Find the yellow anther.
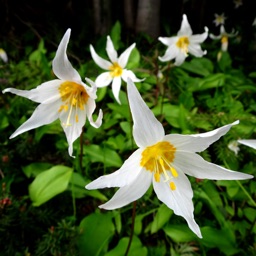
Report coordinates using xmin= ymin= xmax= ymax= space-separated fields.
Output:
xmin=109 ymin=62 xmax=123 ymax=77
xmin=176 ymin=36 xmax=189 ymax=55
xmin=170 ymin=167 xmax=178 ymax=177
xmin=75 ymin=114 xmax=79 ymax=123
xmin=170 ymin=181 xmax=176 ymax=191
xmin=154 ymin=172 xmax=160 ymax=182
xmin=221 ymin=36 xmax=228 ymax=44
xmin=72 ymin=98 xmax=77 ymax=105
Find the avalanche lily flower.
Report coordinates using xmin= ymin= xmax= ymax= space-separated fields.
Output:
xmin=158 ymin=14 xmax=208 ymax=66
xmin=90 ymin=36 xmax=143 ymax=104
xmin=238 ymin=140 xmax=256 ymax=150
xmin=253 ymin=17 xmax=256 ymax=27
xmin=2 ymin=29 xmax=103 ymax=157
xmin=213 ymin=13 xmax=227 ymax=27
xmin=233 ymin=0 xmax=243 ymax=9
xmin=0 ymin=48 xmax=8 ymax=63
xmin=228 ymin=140 xmax=240 ymax=155
xmin=210 ymin=25 xmax=238 ymax=52
xmin=86 ymin=78 xmax=253 ymax=238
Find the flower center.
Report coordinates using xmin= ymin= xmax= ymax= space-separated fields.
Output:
xmin=176 ymin=36 xmax=190 ymax=55
xmin=140 ymin=141 xmax=178 ymax=190
xmin=58 ymin=81 xmax=89 ymax=126
xmin=109 ymin=62 xmax=123 ymax=77
xmin=221 ymin=36 xmax=228 ymax=44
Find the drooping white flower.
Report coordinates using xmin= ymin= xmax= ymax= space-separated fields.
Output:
xmin=86 ymin=78 xmax=253 ymax=238
xmin=238 ymin=140 xmax=256 ymax=150
xmin=2 ymin=29 xmax=103 ymax=157
xmin=213 ymin=13 xmax=227 ymax=27
xmin=158 ymin=14 xmax=208 ymax=66
xmin=90 ymin=36 xmax=143 ymax=104
xmin=210 ymin=25 xmax=238 ymax=52
xmin=228 ymin=140 xmax=240 ymax=155
xmin=233 ymin=0 xmax=243 ymax=9
xmin=0 ymin=48 xmax=8 ymax=63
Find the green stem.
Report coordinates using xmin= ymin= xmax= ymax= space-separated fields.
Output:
xmin=235 ymin=180 xmax=256 ymax=207
xmin=71 ymin=173 xmax=77 ymax=218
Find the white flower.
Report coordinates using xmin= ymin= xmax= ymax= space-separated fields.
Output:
xmin=228 ymin=140 xmax=240 ymax=155
xmin=233 ymin=0 xmax=243 ymax=9
xmin=158 ymin=14 xmax=208 ymax=66
xmin=210 ymin=25 xmax=238 ymax=51
xmin=238 ymin=140 xmax=256 ymax=150
xmin=253 ymin=17 xmax=256 ymax=27
xmin=0 ymin=48 xmax=8 ymax=63
xmin=213 ymin=13 xmax=227 ymax=27
xmin=90 ymin=36 xmax=143 ymax=104
xmin=86 ymin=78 xmax=253 ymax=238
xmin=2 ymin=29 xmax=103 ymax=157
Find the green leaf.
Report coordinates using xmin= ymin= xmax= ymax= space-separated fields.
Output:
xmin=29 ymin=165 xmax=73 ymax=206
xmin=151 ymin=204 xmax=173 ymax=234
xmin=22 ymin=162 xmax=53 ymax=178
xmin=105 ymin=236 xmax=147 ymax=256
xmin=110 ymin=20 xmax=121 ymax=50
xmin=244 ymin=207 xmax=256 ymax=223
xmin=83 ymin=144 xmax=123 ymax=167
xmin=126 ymin=47 xmax=141 ymax=69
xmin=77 ymin=212 xmax=115 ymax=256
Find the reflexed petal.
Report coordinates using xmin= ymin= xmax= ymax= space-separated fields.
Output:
xmin=178 ymin=14 xmax=193 ymax=36
xmin=106 ymin=36 xmax=118 ymax=63
xmin=60 ymin=107 xmax=86 ymax=157
xmin=9 ymin=101 xmax=61 ymax=139
xmin=86 ymin=97 xmax=103 ymax=128
xmin=99 ymin=170 xmax=152 ymax=210
xmin=174 ymin=152 xmax=253 ymax=180
xmin=188 ymin=44 xmax=207 ymax=57
xmin=90 ymin=45 xmax=112 ymax=70
xmin=84 ymin=78 xmax=97 ymax=99
xmin=127 ymin=79 xmax=165 ymax=147
xmin=95 ymin=72 xmax=113 ymax=87
xmin=112 ymin=77 xmax=122 ymax=104
xmin=118 ymin=43 xmax=136 ymax=68
xmin=158 ymin=36 xmax=177 ymax=46
xmin=238 ymin=139 xmax=256 ymax=150
xmin=189 ymin=27 xmax=209 ymax=43
xmin=159 ymin=45 xmax=179 ymax=62
xmin=166 ymin=120 xmax=238 ymax=153
xmin=52 ymin=29 xmax=81 ymax=83
xmin=122 ymin=70 xmax=144 ymax=83
xmin=153 ymin=171 xmax=202 ymax=238
xmin=174 ymin=51 xmax=187 ymax=66
xmin=209 ymin=34 xmax=222 ymax=40
xmin=86 ymin=148 xmax=143 ymax=189
xmin=3 ymin=80 xmax=62 ymax=103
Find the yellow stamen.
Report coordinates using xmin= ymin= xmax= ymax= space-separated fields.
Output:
xmin=170 ymin=167 xmax=178 ymax=177
xmin=221 ymin=36 xmax=228 ymax=44
xmin=170 ymin=181 xmax=176 ymax=191
xmin=154 ymin=172 xmax=160 ymax=182
xmin=176 ymin=36 xmax=190 ymax=55
xmin=58 ymin=81 xmax=89 ymax=127
xmin=109 ymin=62 xmax=123 ymax=77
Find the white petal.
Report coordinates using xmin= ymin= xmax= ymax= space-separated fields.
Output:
xmin=112 ymin=77 xmax=122 ymax=104
xmin=86 ymin=148 xmax=143 ymax=189
xmin=174 ymin=152 xmax=253 ymax=180
xmin=0 ymin=48 xmax=8 ymax=63
xmin=60 ymin=107 xmax=86 ymax=157
xmin=95 ymin=72 xmax=113 ymax=87
xmin=118 ymin=43 xmax=136 ymax=68
xmin=209 ymin=34 xmax=222 ymax=40
xmin=3 ymin=80 xmax=62 ymax=103
xmin=189 ymin=27 xmax=209 ymax=43
xmin=165 ymin=120 xmax=239 ymax=153
xmin=99 ymin=170 xmax=152 ymax=210
xmin=158 ymin=45 xmax=179 ymax=62
xmin=52 ymin=29 xmax=81 ymax=83
xmin=178 ymin=14 xmax=193 ymax=36
xmin=9 ymin=101 xmax=60 ymax=139
xmin=127 ymin=78 xmax=165 ymax=147
xmin=158 ymin=36 xmax=177 ymax=46
xmin=106 ymin=36 xmax=118 ymax=63
xmin=86 ymin=97 xmax=103 ymax=128
xmin=188 ymin=44 xmax=207 ymax=57
xmin=90 ymin=45 xmax=112 ymax=70
xmin=84 ymin=78 xmax=97 ymax=99
xmin=122 ymin=70 xmax=144 ymax=83
xmin=238 ymin=139 xmax=256 ymax=150
xmin=153 ymin=171 xmax=202 ymax=238
xmin=174 ymin=52 xmax=187 ymax=66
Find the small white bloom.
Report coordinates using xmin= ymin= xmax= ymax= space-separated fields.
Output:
xmin=158 ymin=14 xmax=208 ymax=66
xmin=213 ymin=13 xmax=227 ymax=27
xmin=253 ymin=17 xmax=256 ymax=27
xmin=86 ymin=78 xmax=253 ymax=238
xmin=228 ymin=140 xmax=240 ymax=155
xmin=0 ymin=48 xmax=8 ymax=63
xmin=2 ymin=29 xmax=103 ymax=157
xmin=238 ymin=139 xmax=256 ymax=150
xmin=90 ymin=36 xmax=143 ymax=104
xmin=233 ymin=0 xmax=243 ymax=9
xmin=210 ymin=25 xmax=238 ymax=52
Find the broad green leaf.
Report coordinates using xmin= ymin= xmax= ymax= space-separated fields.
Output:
xmin=110 ymin=20 xmax=121 ymax=50
xmin=29 ymin=165 xmax=73 ymax=206
xmin=22 ymin=162 xmax=53 ymax=178
xmin=244 ymin=207 xmax=256 ymax=223
xmin=77 ymin=212 xmax=115 ymax=256
xmin=151 ymin=204 xmax=173 ymax=234
xmin=105 ymin=236 xmax=147 ymax=256
xmin=126 ymin=47 xmax=141 ymax=69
